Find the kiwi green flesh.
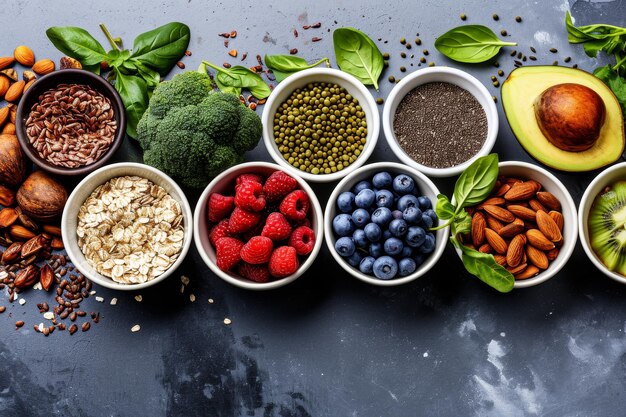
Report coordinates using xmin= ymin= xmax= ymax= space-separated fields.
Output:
xmin=589 ymin=181 xmax=626 ymax=275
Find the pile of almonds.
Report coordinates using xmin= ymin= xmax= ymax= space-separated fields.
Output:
xmin=464 ymin=176 xmax=564 ymax=280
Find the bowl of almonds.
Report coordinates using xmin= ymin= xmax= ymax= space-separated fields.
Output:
xmin=15 ymin=69 xmax=126 ymax=176
xmin=455 ymin=161 xmax=577 ymax=288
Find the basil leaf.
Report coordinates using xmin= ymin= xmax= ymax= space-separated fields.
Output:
xmin=132 ymin=60 xmax=160 ymax=91
xmin=106 ymin=49 xmax=131 ymax=68
xmin=204 ymin=62 xmax=270 ymax=99
xmin=131 ymin=22 xmax=190 ymax=76
xmin=114 ymin=69 xmax=149 ymax=139
xmin=594 ymin=65 xmax=626 ymax=115
xmin=453 ymin=154 xmax=499 ymax=210
xmin=333 ymin=27 xmax=383 ymax=90
xmin=451 ymin=210 xmax=471 ymax=236
xmin=265 ymin=55 xmax=330 ymax=82
xmin=435 ymin=194 xmax=456 ymax=220
xmin=46 ymin=26 xmax=108 ymax=66
xmin=452 ymin=238 xmax=514 ymax=293
xmin=434 ymin=25 xmax=517 ymax=63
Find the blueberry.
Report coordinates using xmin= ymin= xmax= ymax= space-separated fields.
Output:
xmin=403 ymin=206 xmax=423 ymax=224
xmin=413 ymin=253 xmax=425 ymax=267
xmin=398 ymin=258 xmax=417 ymax=276
xmin=391 ymin=210 xmax=404 ymax=220
xmin=359 ymin=256 xmax=376 ymax=274
xmin=401 ymin=246 xmax=413 ymax=258
xmin=375 ymin=189 xmax=394 ymax=208
xmin=369 ymin=242 xmax=383 ymax=258
xmin=346 ymin=251 xmax=363 ymax=267
xmin=389 ymin=218 xmax=408 ymax=237
xmin=371 ymin=207 xmax=393 ymax=226
xmin=355 ymin=189 xmax=376 ymax=208
xmin=353 ymin=180 xmax=373 ymax=194
xmin=353 ymin=229 xmax=368 ymax=247
xmin=335 ymin=236 xmax=356 ymax=257
xmin=373 ymin=256 xmax=398 ymax=280
xmin=397 ymin=194 xmax=420 ymax=212
xmin=364 ymin=223 xmax=382 ymax=242
xmin=420 ymin=213 xmax=434 ymax=229
xmin=337 ymin=192 xmax=355 ymax=213
xmin=383 ymin=237 xmax=404 ymax=256
xmin=418 ymin=196 xmax=432 ymax=210
xmin=333 ymin=214 xmax=355 ymax=237
xmin=351 ymin=208 xmax=370 ymax=228
xmin=406 ymin=226 xmax=426 ymax=247
xmin=393 ymin=174 xmax=415 ymax=195
xmin=424 ymin=208 xmax=438 ymax=224
xmin=382 ymin=230 xmax=392 ymax=240
xmin=417 ymin=233 xmax=436 ymax=254
xmin=372 ymin=171 xmax=393 ymax=189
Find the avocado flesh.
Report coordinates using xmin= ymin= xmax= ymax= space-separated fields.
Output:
xmin=589 ymin=181 xmax=626 ymax=274
xmin=501 ymin=66 xmax=625 ymax=172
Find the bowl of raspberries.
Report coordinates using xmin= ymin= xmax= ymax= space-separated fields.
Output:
xmin=324 ymin=162 xmax=448 ymax=286
xmin=194 ymin=162 xmax=323 ymax=290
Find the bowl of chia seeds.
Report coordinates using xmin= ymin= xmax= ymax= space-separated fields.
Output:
xmin=382 ymin=67 xmax=498 ymax=177
xmin=262 ymin=68 xmax=379 ymax=183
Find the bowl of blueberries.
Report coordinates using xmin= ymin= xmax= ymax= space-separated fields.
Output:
xmin=324 ymin=162 xmax=449 ymax=286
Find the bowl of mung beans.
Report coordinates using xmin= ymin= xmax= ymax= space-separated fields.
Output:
xmin=262 ymin=68 xmax=379 ymax=183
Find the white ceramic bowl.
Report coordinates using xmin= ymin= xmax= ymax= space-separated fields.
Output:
xmin=194 ymin=162 xmax=324 ymax=290
xmin=579 ymin=162 xmax=626 ymax=285
xmin=454 ymin=161 xmax=577 ymax=288
xmin=382 ymin=67 xmax=498 ymax=177
xmin=324 ymin=162 xmax=448 ymax=286
xmin=61 ymin=163 xmax=193 ymax=291
xmin=261 ymin=68 xmax=379 ymax=183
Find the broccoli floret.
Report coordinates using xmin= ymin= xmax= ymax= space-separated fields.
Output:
xmin=136 ymin=71 xmax=262 ymax=188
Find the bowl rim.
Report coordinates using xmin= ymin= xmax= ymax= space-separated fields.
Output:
xmin=193 ymin=161 xmax=324 ymax=290
xmin=381 ymin=66 xmax=498 ymax=178
xmin=323 ymin=161 xmax=449 ymax=286
xmin=261 ymin=67 xmax=379 ymax=183
xmin=15 ymin=69 xmax=127 ymax=176
xmin=578 ymin=161 xmax=626 ymax=285
xmin=61 ymin=162 xmax=193 ymax=291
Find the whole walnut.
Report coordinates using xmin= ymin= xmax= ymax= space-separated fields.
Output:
xmin=0 ymin=134 xmax=27 ymax=187
xmin=17 ymin=171 xmax=67 ymax=221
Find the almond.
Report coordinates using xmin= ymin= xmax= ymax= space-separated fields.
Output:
xmin=14 ymin=264 xmax=39 ymax=289
xmin=504 ymin=182 xmax=537 ymax=201
xmin=24 ymin=79 xmax=35 ymax=93
xmin=42 ymin=224 xmax=62 ymax=237
xmin=9 ymin=224 xmax=36 ymax=241
xmin=39 ymin=264 xmax=54 ymax=291
xmin=536 ymin=191 xmax=561 ymax=211
xmin=526 ymin=229 xmax=555 ymax=251
xmin=50 ymin=237 xmax=64 ymax=249
xmin=0 ymin=76 xmax=9 ymax=97
xmin=0 ymin=185 xmax=15 ymax=206
xmin=0 ymin=207 xmax=18 ymax=228
xmin=494 ymin=254 xmax=507 ymax=266
xmin=527 ymin=180 xmax=542 ymax=192
xmin=526 ymin=245 xmax=549 ymax=269
xmin=549 ymin=211 xmax=564 ymax=232
xmin=546 ymin=248 xmax=559 ymax=261
xmin=514 ymin=265 xmax=540 ymax=280
xmin=506 ymin=234 xmax=526 ymax=267
xmin=507 ymin=205 xmax=537 ymax=221
xmin=1 ymin=123 xmax=15 ymax=135
xmin=471 ymin=212 xmax=486 ymax=247
xmin=478 ymin=243 xmax=493 ymax=254
xmin=498 ymin=222 xmax=524 ymax=238
xmin=1 ymin=242 xmax=22 ymax=263
xmin=32 ymin=59 xmax=55 ymax=75
xmin=494 ymin=183 xmax=511 ymax=197
xmin=505 ymin=177 xmax=523 ymax=185
xmin=0 ymin=57 xmax=14 ymax=70
xmin=483 ymin=205 xmax=515 ymax=223
xmin=477 ymin=197 xmax=506 ymax=208
xmin=536 ymin=210 xmax=563 ymax=242
xmin=0 ymin=107 xmax=8 ymax=126
xmin=486 ymin=215 xmax=504 ymax=233
xmin=528 ymin=199 xmax=548 ymax=213
xmin=14 ymin=45 xmax=35 ymax=66
xmin=9 ymin=106 xmax=16 ymax=123
xmin=5 ymin=80 xmax=24 ymax=102
xmin=507 ymin=262 xmax=528 ymax=275
xmin=485 ymin=228 xmax=508 ymax=254
xmin=513 ymin=217 xmax=525 ymax=226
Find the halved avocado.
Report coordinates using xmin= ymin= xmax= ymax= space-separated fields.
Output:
xmin=501 ymin=66 xmax=625 ymax=172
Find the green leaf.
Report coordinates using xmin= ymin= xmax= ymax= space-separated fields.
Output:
xmin=114 ymin=69 xmax=149 ymax=139
xmin=451 ymin=210 xmax=471 ymax=236
xmin=453 ymin=154 xmax=499 ymax=210
xmin=46 ymin=26 xmax=108 ymax=66
xmin=452 ymin=237 xmax=514 ymax=293
xmin=133 ymin=60 xmax=160 ymax=91
xmin=264 ymin=55 xmax=330 ymax=82
xmin=435 ymin=194 xmax=456 ymax=220
xmin=203 ymin=62 xmax=270 ymax=99
xmin=106 ymin=49 xmax=131 ymax=68
xmin=594 ymin=64 xmax=626 ymax=115
xmin=434 ymin=25 xmax=517 ymax=63
xmin=333 ymin=27 xmax=383 ymax=90
xmin=131 ymin=22 xmax=190 ymax=76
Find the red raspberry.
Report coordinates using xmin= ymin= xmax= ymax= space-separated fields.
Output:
xmin=215 ymin=237 xmax=244 ymax=271
xmin=235 ymin=181 xmax=266 ymax=212
xmin=279 ymin=190 xmax=310 ymax=221
xmin=228 ymin=207 xmax=261 ymax=234
xmin=240 ymin=236 xmax=274 ymax=264
xmin=261 ymin=212 xmax=292 ymax=241
xmin=288 ymin=226 xmax=316 ymax=256
xmin=241 ymin=215 xmax=266 ymax=241
xmin=263 ymin=171 xmax=297 ymax=201
xmin=207 ymin=193 xmax=234 ymax=222
xmin=237 ymin=263 xmax=270 ymax=283
xmin=236 ymin=173 xmax=263 ymax=186
xmin=268 ymin=246 xmax=299 ymax=278
xmin=209 ymin=219 xmax=232 ymax=246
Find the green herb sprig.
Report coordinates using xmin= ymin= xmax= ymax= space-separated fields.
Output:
xmin=199 ymin=61 xmax=270 ymax=99
xmin=434 ymin=154 xmax=515 ymax=292
xmin=264 ymin=55 xmax=330 ymax=82
xmin=46 ymin=22 xmax=190 ymax=138
xmin=333 ymin=28 xmax=384 ymax=90
xmin=434 ymin=25 xmax=517 ymax=63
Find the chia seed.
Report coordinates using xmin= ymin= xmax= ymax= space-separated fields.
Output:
xmin=393 ymin=82 xmax=487 ymax=169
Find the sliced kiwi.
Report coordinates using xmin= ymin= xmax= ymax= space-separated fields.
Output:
xmin=589 ymin=181 xmax=626 ymax=275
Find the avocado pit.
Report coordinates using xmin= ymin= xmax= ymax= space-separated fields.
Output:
xmin=534 ymin=83 xmax=606 ymax=152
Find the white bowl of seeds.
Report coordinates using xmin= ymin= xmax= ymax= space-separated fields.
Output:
xmin=62 ymin=162 xmax=193 ymax=291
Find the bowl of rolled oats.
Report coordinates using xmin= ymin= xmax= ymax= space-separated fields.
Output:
xmin=61 ymin=162 xmax=193 ymax=290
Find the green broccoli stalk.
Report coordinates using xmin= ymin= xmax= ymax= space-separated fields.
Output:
xmin=136 ymin=71 xmax=262 ymax=188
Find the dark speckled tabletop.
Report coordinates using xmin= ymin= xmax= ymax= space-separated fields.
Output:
xmin=2 ymin=1 xmax=626 ymax=416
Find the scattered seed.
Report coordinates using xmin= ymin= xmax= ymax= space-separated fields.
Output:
xmin=81 ymin=322 xmax=90 ymax=332
xmin=176 ymin=61 xmax=185 ymax=69
xmin=492 ymin=95 xmax=498 ymax=103
xmin=493 ymin=80 xmax=500 ymax=87
xmin=383 ymin=52 xmax=390 ymax=60
xmin=249 ymin=102 xmax=257 ymax=111
xmin=18 ymin=298 xmax=25 ymax=305
xmin=515 ymin=16 xmax=522 ymax=22
xmin=530 ymin=46 xmax=537 ymax=53
xmin=549 ymin=48 xmax=558 ymax=53
xmin=0 ymin=306 xmax=5 ymax=313
xmin=388 ymin=75 xmax=396 ymax=83
xmin=428 ymin=62 xmax=435 ymax=67
xmin=517 ymin=52 xmax=522 ymax=59
xmin=15 ymin=320 xmax=24 ymax=328
xmin=400 ymin=37 xmax=406 ymax=44
xmin=400 ymin=66 xmax=406 ymax=72
xmin=376 ymin=98 xmax=384 ymax=105
xmin=529 ymin=56 xmax=537 ymax=61
xmin=228 ymin=49 xmax=238 ymax=58
xmin=223 ymin=41 xmax=229 ymax=48
xmin=289 ymin=48 xmax=298 ymax=55
xmin=293 ymin=29 xmax=298 ymax=38
xmin=69 ymin=324 xmax=77 ymax=335
xmin=553 ymin=60 xmax=558 ymax=65
xmin=311 ymin=22 xmax=321 ymax=28
xmin=218 ymin=33 xmax=230 ymax=38
xmin=400 ymin=52 xmax=406 ymax=58
xmin=302 ymin=24 xmax=311 ymax=30
xmin=498 ymin=70 xmax=504 ymax=76
xmin=134 ymin=295 xmax=142 ymax=302
xmin=223 ymin=62 xmax=231 ymax=68
xmin=43 ymin=312 xmax=54 ymax=320
xmin=241 ymin=52 xmax=247 ymax=61
xmin=405 ymin=43 xmax=412 ymax=50
xmin=110 ymin=298 xmax=117 ymax=305
xmin=493 ymin=14 xmax=499 ymax=21
xmin=501 ymin=30 xmax=508 ymax=36
xmin=230 ymin=31 xmax=237 ymax=38
xmin=564 ymin=56 xmax=571 ymax=63
xmin=95 ymin=296 xmax=104 ymax=302
xmin=423 ymin=49 xmax=429 ymax=55
xmin=510 ymin=50 xmax=517 ymax=56
xmin=208 ymin=298 xmax=214 ymax=304
xmin=491 ymin=75 xmax=497 ymax=81
xmin=522 ymin=56 xmax=527 ymax=62
xmin=131 ymin=324 xmax=141 ymax=332
xmin=189 ymin=294 xmax=196 ymax=302
xmin=460 ymin=13 xmax=467 ymax=20
xmin=572 ymin=64 xmax=578 ymax=68
xmin=224 ymin=318 xmax=232 ymax=325
xmin=185 ymin=50 xmax=192 ymax=56
xmin=312 ymin=37 xmax=322 ymax=42
xmin=415 ymin=38 xmax=422 ymax=45
xmin=420 ymin=57 xmax=426 ymax=63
